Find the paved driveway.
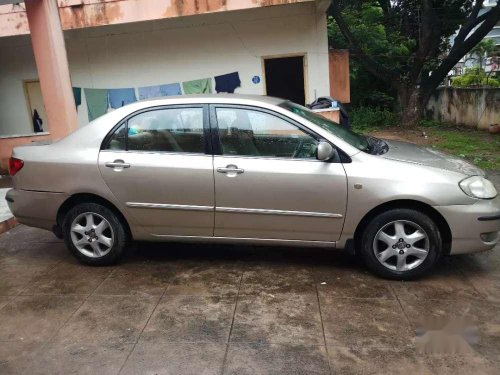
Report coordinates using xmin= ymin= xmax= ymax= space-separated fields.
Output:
xmin=0 ymin=172 xmax=499 ymax=374
xmin=0 ymin=227 xmax=499 ymax=374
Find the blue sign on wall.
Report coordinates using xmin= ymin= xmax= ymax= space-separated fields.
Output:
xmin=252 ymin=76 xmax=261 ymax=84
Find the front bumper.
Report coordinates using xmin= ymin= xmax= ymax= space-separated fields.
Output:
xmin=6 ymin=189 xmax=68 ymax=231
xmin=434 ymin=195 xmax=500 ymax=255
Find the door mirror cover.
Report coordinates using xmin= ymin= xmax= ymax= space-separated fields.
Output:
xmin=317 ymin=141 xmax=336 ymax=161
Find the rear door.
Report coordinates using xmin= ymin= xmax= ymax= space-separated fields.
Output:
xmin=98 ymin=105 xmax=215 ymax=237
xmin=211 ymin=105 xmax=347 ymax=242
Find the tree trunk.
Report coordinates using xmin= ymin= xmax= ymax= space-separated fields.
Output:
xmin=397 ymin=85 xmax=424 ymax=128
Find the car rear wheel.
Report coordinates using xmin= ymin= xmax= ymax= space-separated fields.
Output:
xmin=63 ymin=202 xmax=128 ymax=266
xmin=360 ymin=208 xmax=442 ymax=280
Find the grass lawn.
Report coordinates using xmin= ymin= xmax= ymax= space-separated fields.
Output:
xmin=364 ymin=125 xmax=499 ymax=171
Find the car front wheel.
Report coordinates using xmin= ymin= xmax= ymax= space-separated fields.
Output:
xmin=360 ymin=208 xmax=442 ymax=280
xmin=63 ymin=202 xmax=128 ymax=266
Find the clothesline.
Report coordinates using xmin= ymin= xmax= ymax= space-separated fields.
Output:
xmin=73 ymin=72 xmax=242 ymax=121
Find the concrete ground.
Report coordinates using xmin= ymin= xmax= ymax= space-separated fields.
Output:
xmin=0 ymin=176 xmax=12 ymax=222
xmin=0 ymin=189 xmax=11 ymax=223
xmin=0 ymin=173 xmax=498 ymax=374
xmin=0 ymin=175 xmax=12 ymax=189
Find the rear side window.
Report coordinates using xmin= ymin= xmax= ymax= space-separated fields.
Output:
xmin=104 ymin=107 xmax=205 ymax=153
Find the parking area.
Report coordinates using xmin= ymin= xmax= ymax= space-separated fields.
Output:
xmin=0 ymin=173 xmax=499 ymax=375
xmin=0 ymin=226 xmax=499 ymax=374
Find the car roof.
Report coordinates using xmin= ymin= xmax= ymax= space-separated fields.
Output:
xmin=136 ymin=94 xmax=286 ymax=106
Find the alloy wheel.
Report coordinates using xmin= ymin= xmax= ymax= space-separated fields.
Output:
xmin=373 ymin=220 xmax=430 ymax=272
xmin=70 ymin=212 xmax=114 ymax=258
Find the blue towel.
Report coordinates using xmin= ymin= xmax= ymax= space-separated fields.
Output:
xmin=160 ymin=83 xmax=182 ymax=96
xmin=215 ymin=72 xmax=241 ymax=93
xmin=138 ymin=83 xmax=182 ymax=99
xmin=108 ymin=88 xmax=137 ymax=108
xmin=138 ymin=85 xmax=162 ymax=100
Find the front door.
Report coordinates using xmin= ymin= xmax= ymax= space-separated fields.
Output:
xmin=264 ymin=56 xmax=306 ymax=105
xmin=98 ymin=105 xmax=214 ymax=237
xmin=211 ymin=105 xmax=347 ymax=242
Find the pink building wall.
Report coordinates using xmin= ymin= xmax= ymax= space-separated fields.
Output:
xmin=0 ymin=0 xmax=312 ymax=37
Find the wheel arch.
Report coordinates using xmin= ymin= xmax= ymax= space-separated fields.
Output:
xmin=56 ymin=193 xmax=132 ymax=239
xmin=353 ymin=199 xmax=452 ymax=255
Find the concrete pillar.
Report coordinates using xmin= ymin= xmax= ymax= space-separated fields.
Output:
xmin=25 ymin=0 xmax=78 ymax=140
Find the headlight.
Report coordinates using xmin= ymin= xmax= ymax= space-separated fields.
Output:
xmin=459 ymin=176 xmax=497 ymax=199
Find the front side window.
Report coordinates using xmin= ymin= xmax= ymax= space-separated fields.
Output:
xmin=216 ymin=107 xmax=318 ymax=159
xmin=280 ymin=101 xmax=371 ymax=153
xmin=105 ymin=107 xmax=205 ymax=153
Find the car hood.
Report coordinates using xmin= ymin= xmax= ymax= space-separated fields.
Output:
xmin=381 ymin=140 xmax=484 ymax=177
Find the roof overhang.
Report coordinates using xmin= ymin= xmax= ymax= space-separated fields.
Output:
xmin=0 ymin=0 xmax=321 ymax=38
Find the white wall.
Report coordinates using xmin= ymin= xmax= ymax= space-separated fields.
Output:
xmin=0 ymin=34 xmax=38 ymax=136
xmin=0 ymin=2 xmax=330 ymax=136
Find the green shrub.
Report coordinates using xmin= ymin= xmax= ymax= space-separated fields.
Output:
xmin=451 ymin=67 xmax=500 ymax=88
xmin=419 ymin=119 xmax=443 ymax=128
xmin=350 ymin=107 xmax=400 ymax=131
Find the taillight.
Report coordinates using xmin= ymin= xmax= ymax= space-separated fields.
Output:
xmin=8 ymin=157 xmax=24 ymax=176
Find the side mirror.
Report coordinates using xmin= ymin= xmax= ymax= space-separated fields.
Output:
xmin=316 ymin=141 xmax=336 ymax=161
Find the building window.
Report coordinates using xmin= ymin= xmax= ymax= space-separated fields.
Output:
xmin=24 ymin=80 xmax=48 ymax=133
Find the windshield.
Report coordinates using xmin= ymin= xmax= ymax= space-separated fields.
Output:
xmin=280 ymin=101 xmax=370 ymax=152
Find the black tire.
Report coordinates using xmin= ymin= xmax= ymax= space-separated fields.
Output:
xmin=62 ymin=202 xmax=128 ymax=266
xmin=360 ymin=208 xmax=442 ymax=280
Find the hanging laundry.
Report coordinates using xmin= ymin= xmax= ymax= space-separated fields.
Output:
xmin=182 ymin=78 xmax=212 ymax=94
xmin=215 ymin=72 xmax=241 ymax=94
xmin=160 ymin=83 xmax=182 ymax=96
xmin=84 ymin=88 xmax=108 ymax=121
xmin=138 ymin=83 xmax=182 ymax=100
xmin=72 ymin=87 xmax=82 ymax=108
xmin=108 ymin=88 xmax=137 ymax=109
xmin=32 ymin=109 xmax=44 ymax=133
xmin=138 ymin=85 xmax=162 ymax=100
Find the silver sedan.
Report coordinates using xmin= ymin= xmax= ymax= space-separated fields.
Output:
xmin=6 ymin=95 xmax=500 ymax=279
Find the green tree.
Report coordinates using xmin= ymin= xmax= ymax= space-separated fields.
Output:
xmin=328 ymin=19 xmax=396 ymax=109
xmin=467 ymin=39 xmax=496 ymax=68
xmin=329 ymin=0 xmax=500 ymax=127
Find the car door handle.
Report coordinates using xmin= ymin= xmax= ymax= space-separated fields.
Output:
xmin=217 ymin=165 xmax=244 ymax=175
xmin=105 ymin=160 xmax=131 ymax=169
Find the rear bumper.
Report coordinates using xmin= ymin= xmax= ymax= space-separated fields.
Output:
xmin=435 ymin=195 xmax=500 ymax=255
xmin=6 ymin=189 xmax=68 ymax=231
